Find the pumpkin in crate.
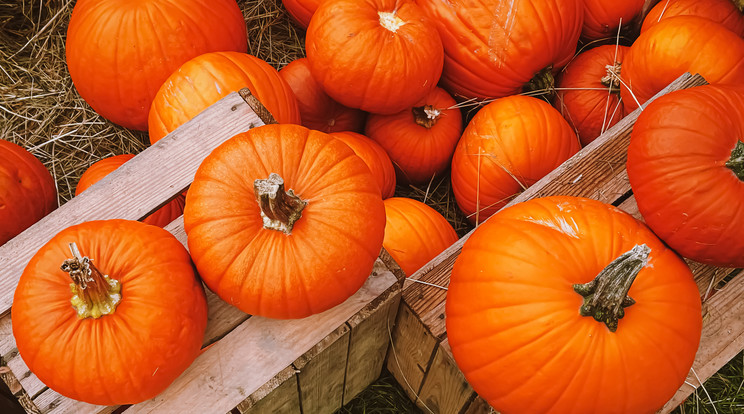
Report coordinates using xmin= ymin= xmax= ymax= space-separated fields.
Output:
xmin=283 ymin=0 xmax=321 ymax=28
xmin=447 ymin=196 xmax=702 ymax=414
xmin=305 ymin=0 xmax=443 ymax=114
xmin=76 ymin=154 xmax=185 ymax=228
xmin=627 ymin=84 xmax=744 ymax=268
xmin=451 ymin=95 xmax=580 ymax=224
xmin=184 ymin=124 xmax=385 ymax=319
xmin=0 ymin=139 xmax=57 ymax=246
xmin=642 ymin=0 xmax=744 ymax=37
xmin=148 ymin=51 xmax=301 ymax=144
xmin=330 ymin=131 xmax=396 ymax=199
xmin=66 ymin=0 xmax=247 ymax=131
xmin=12 ymin=219 xmax=208 ymax=405
xmin=365 ymin=87 xmax=462 ymax=185
xmin=580 ymin=0 xmax=646 ymax=40
xmin=280 ymin=58 xmax=367 ymax=133
xmin=382 ymin=197 xmax=458 ymax=276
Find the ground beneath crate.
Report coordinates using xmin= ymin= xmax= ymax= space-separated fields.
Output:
xmin=336 ymin=368 xmax=421 ymax=414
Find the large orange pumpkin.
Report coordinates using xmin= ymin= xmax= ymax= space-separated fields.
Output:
xmin=642 ymin=0 xmax=744 ymax=37
xmin=329 ymin=131 xmax=397 ymax=199
xmin=581 ymin=0 xmax=646 ymax=40
xmin=282 ymin=0 xmax=321 ymax=28
xmin=66 ymin=0 xmax=247 ymax=130
xmin=13 ymin=219 xmax=208 ymax=405
xmin=305 ymin=0 xmax=443 ymax=114
xmin=0 ymin=140 xmax=57 ymax=246
xmin=447 ymin=196 xmax=702 ymax=413
xmin=184 ymin=124 xmax=386 ymax=319
xmin=451 ymin=95 xmax=580 ymax=224
xmin=76 ymin=154 xmax=185 ymax=228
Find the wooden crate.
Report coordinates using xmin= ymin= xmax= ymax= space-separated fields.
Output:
xmin=0 ymin=90 xmax=405 ymax=413
xmin=385 ymin=73 xmax=740 ymax=414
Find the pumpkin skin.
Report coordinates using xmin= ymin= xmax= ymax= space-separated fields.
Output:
xmin=451 ymin=95 xmax=580 ymax=224
xmin=282 ymin=0 xmax=321 ymax=28
xmin=581 ymin=0 xmax=646 ymax=40
xmin=184 ymin=124 xmax=386 ymax=319
xmin=642 ymin=0 xmax=744 ymax=37
xmin=148 ymin=51 xmax=301 ymax=144
xmin=329 ymin=131 xmax=396 ymax=199
xmin=415 ymin=0 xmax=582 ymax=100
xmin=280 ymin=58 xmax=366 ymax=133
xmin=12 ymin=219 xmax=208 ymax=405
xmin=620 ymin=16 xmax=744 ymax=111
xmin=383 ymin=197 xmax=458 ymax=276
xmin=305 ymin=0 xmax=444 ymax=114
xmin=76 ymin=154 xmax=186 ymax=228
xmin=365 ymin=87 xmax=463 ymax=185
xmin=555 ymin=45 xmax=629 ymax=146
xmin=627 ymin=84 xmax=744 ymax=267
xmin=0 ymin=140 xmax=57 ymax=246
xmin=447 ymin=196 xmax=702 ymax=414
xmin=66 ymin=0 xmax=247 ymax=131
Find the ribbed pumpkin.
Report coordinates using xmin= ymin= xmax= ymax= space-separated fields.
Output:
xmin=627 ymin=84 xmax=744 ymax=267
xmin=642 ymin=0 xmax=744 ymax=37
xmin=76 ymin=154 xmax=185 ymax=228
xmin=280 ymin=58 xmax=366 ymax=133
xmin=305 ymin=0 xmax=443 ymax=114
xmin=365 ymin=87 xmax=463 ymax=185
xmin=581 ymin=0 xmax=646 ymax=40
xmin=448 ymin=196 xmax=702 ymax=414
xmin=282 ymin=0 xmax=321 ymax=28
xmin=0 ymin=140 xmax=57 ymax=246
xmin=66 ymin=0 xmax=247 ymax=130
xmin=184 ymin=124 xmax=386 ymax=319
xmin=415 ymin=0 xmax=583 ymax=100
xmin=329 ymin=131 xmax=396 ymax=199
xmin=555 ymin=45 xmax=629 ymax=146
xmin=383 ymin=197 xmax=458 ymax=276
xmin=451 ymin=95 xmax=580 ymax=224
xmin=13 ymin=219 xmax=208 ymax=405
xmin=621 ymin=16 xmax=744 ymax=111
xmin=148 ymin=51 xmax=301 ymax=144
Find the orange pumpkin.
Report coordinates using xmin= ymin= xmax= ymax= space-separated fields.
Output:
xmin=448 ymin=196 xmax=702 ymax=413
xmin=76 ymin=154 xmax=185 ymax=228
xmin=13 ymin=219 xmax=208 ymax=405
xmin=184 ymin=124 xmax=386 ymax=319
xmin=282 ymin=0 xmax=321 ymax=28
xmin=642 ymin=0 xmax=744 ymax=37
xmin=148 ymin=51 xmax=301 ymax=144
xmin=365 ymin=87 xmax=463 ymax=185
xmin=330 ymin=131 xmax=396 ymax=199
xmin=66 ymin=0 xmax=247 ymax=130
xmin=383 ymin=197 xmax=458 ymax=276
xmin=581 ymin=0 xmax=645 ymax=40
xmin=0 ymin=140 xmax=57 ymax=246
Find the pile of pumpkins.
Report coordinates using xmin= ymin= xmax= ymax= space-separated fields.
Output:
xmin=2 ymin=0 xmax=744 ymax=412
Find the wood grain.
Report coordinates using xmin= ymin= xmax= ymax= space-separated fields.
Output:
xmin=234 ymin=366 xmax=300 ymax=414
xmin=416 ymin=340 xmax=475 ymax=414
xmin=294 ymin=324 xmax=350 ymax=414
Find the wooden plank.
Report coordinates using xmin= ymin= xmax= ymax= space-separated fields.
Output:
xmin=462 ymin=395 xmax=494 ymax=414
xmin=234 ymin=366 xmax=301 ymax=414
xmin=416 ymin=340 xmax=475 ymax=414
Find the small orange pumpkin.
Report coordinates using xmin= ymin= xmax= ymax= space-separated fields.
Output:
xmin=330 ymin=131 xmax=397 ymax=199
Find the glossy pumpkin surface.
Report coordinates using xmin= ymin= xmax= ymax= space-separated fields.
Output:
xmin=642 ymin=0 xmax=744 ymax=37
xmin=13 ymin=219 xmax=208 ymax=405
xmin=66 ymin=0 xmax=247 ymax=130
xmin=581 ymin=0 xmax=645 ymax=39
xmin=627 ymin=84 xmax=744 ymax=267
xmin=282 ymin=0 xmax=321 ymax=28
xmin=448 ymin=196 xmax=702 ymax=413
xmin=184 ymin=124 xmax=386 ymax=319
xmin=330 ymin=131 xmax=396 ymax=199
xmin=148 ymin=51 xmax=301 ymax=144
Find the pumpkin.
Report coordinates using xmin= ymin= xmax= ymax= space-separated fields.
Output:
xmin=554 ymin=45 xmax=629 ymax=146
xmin=642 ymin=0 xmax=744 ymax=37
xmin=66 ymin=0 xmax=247 ymax=131
xmin=382 ymin=197 xmax=458 ymax=276
xmin=415 ymin=0 xmax=582 ymax=100
xmin=12 ymin=219 xmax=208 ymax=405
xmin=365 ymin=87 xmax=463 ymax=185
xmin=279 ymin=58 xmax=366 ymax=133
xmin=149 ymin=51 xmax=301 ymax=144
xmin=76 ymin=154 xmax=185 ymax=228
xmin=447 ymin=196 xmax=702 ymax=413
xmin=282 ymin=0 xmax=321 ymax=28
xmin=620 ymin=16 xmax=744 ymax=111
xmin=305 ymin=0 xmax=443 ymax=114
xmin=581 ymin=0 xmax=646 ymax=40
xmin=184 ymin=124 xmax=386 ymax=319
xmin=451 ymin=95 xmax=580 ymax=224
xmin=329 ymin=131 xmax=396 ymax=199
xmin=627 ymin=84 xmax=744 ymax=267
xmin=0 ymin=140 xmax=57 ymax=246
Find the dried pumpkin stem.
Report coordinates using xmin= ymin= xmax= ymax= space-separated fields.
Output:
xmin=254 ymin=173 xmax=307 ymax=234
xmin=412 ymin=105 xmax=442 ymax=129
xmin=725 ymin=140 xmax=744 ymax=181
xmin=601 ymin=62 xmax=622 ymax=95
xmin=732 ymin=0 xmax=744 ymax=13
xmin=573 ymin=244 xmax=650 ymax=332
xmin=61 ymin=242 xmax=121 ymax=319
xmin=523 ymin=66 xmax=555 ymax=100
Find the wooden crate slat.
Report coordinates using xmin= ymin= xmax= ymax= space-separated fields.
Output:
xmin=233 ymin=365 xmax=300 ymax=414
xmin=416 ymin=339 xmax=475 ymax=414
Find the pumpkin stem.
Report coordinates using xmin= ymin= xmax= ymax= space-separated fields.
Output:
xmin=600 ymin=62 xmax=622 ymax=95
xmin=412 ymin=105 xmax=442 ymax=129
xmin=731 ymin=0 xmax=744 ymax=13
xmin=523 ymin=66 xmax=555 ymax=100
xmin=379 ymin=11 xmax=406 ymax=33
xmin=61 ymin=242 xmax=122 ymax=319
xmin=725 ymin=140 xmax=744 ymax=181
xmin=254 ymin=173 xmax=307 ymax=234
xmin=573 ymin=244 xmax=650 ymax=332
